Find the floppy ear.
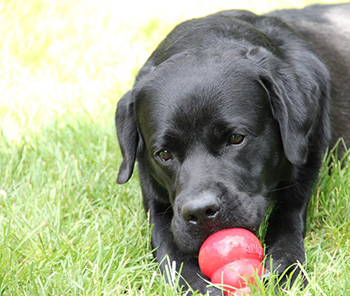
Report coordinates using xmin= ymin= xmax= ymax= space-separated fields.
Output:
xmin=245 ymin=35 xmax=330 ymax=166
xmin=259 ymin=75 xmax=314 ymax=165
xmin=115 ymin=91 xmax=139 ymax=184
xmin=259 ymin=64 xmax=329 ymax=166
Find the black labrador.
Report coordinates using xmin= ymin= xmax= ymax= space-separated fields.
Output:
xmin=115 ymin=4 xmax=350 ymax=295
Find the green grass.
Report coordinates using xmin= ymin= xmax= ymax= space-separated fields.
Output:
xmin=0 ymin=0 xmax=349 ymax=295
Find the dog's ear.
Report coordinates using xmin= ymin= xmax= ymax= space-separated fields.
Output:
xmin=115 ymin=91 xmax=138 ymax=184
xmin=259 ymin=75 xmax=311 ymax=165
xmin=259 ymin=66 xmax=329 ymax=166
xmin=244 ymin=33 xmax=330 ymax=166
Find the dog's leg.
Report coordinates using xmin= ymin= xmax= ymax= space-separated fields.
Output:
xmin=264 ymin=177 xmax=313 ymax=287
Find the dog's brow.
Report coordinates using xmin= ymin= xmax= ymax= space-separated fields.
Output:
xmin=150 ymin=131 xmax=184 ymax=151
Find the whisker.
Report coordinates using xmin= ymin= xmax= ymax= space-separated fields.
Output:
xmin=268 ymin=180 xmax=303 ymax=192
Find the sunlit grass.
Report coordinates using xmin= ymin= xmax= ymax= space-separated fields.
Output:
xmin=0 ymin=0 xmax=349 ymax=295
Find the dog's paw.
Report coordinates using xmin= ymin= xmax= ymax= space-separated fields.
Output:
xmin=182 ymin=283 xmax=221 ymax=296
xmin=264 ymin=250 xmax=308 ymax=291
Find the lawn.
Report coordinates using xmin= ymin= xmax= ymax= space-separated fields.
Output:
xmin=0 ymin=0 xmax=349 ymax=295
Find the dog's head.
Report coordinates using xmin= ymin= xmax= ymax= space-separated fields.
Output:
xmin=116 ymin=45 xmax=329 ymax=255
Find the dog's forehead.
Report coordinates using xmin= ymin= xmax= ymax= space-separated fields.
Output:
xmin=135 ymin=55 xmax=272 ymax=140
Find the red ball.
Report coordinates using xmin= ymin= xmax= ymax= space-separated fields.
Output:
xmin=211 ymin=259 xmax=264 ymax=295
xmin=198 ymin=228 xmax=264 ymax=295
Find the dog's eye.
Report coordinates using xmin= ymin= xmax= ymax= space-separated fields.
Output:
xmin=229 ymin=134 xmax=245 ymax=145
xmin=157 ymin=149 xmax=173 ymax=162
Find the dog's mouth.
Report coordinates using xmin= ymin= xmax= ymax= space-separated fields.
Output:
xmin=172 ymin=220 xmax=261 ymax=257
xmin=171 ymin=190 xmax=267 ymax=256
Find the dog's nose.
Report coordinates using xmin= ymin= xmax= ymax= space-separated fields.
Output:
xmin=181 ymin=195 xmax=220 ymax=227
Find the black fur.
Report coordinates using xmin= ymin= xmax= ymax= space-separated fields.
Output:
xmin=115 ymin=4 xmax=350 ymax=295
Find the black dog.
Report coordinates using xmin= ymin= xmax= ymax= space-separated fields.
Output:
xmin=116 ymin=4 xmax=350 ymax=295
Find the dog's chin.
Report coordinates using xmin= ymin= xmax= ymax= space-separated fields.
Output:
xmin=172 ymin=230 xmax=205 ymax=257
xmin=171 ymin=220 xmax=210 ymax=256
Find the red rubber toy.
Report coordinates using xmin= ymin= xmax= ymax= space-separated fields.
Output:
xmin=198 ymin=228 xmax=264 ymax=295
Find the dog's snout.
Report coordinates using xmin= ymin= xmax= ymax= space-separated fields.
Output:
xmin=181 ymin=195 xmax=220 ymax=227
